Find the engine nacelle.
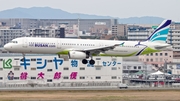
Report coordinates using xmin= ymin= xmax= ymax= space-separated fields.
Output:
xmin=68 ymin=51 xmax=88 ymax=59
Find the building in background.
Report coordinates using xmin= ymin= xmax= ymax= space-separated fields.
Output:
xmin=139 ymin=51 xmax=173 ymax=69
xmin=90 ymin=22 xmax=110 ymax=35
xmin=167 ymin=29 xmax=180 ymax=59
xmin=167 ymin=59 xmax=180 ymax=75
xmin=170 ymin=22 xmax=180 ymax=30
xmin=127 ymin=24 xmax=154 ymax=41
xmin=0 ymin=19 xmax=118 ymax=32
xmin=123 ymin=61 xmax=153 ymax=74
xmin=112 ymin=24 xmax=127 ymax=36
xmin=0 ymin=28 xmax=25 ymax=47
xmin=0 ymin=55 xmax=123 ymax=85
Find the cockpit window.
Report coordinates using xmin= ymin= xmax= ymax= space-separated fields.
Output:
xmin=10 ymin=41 xmax=18 ymax=43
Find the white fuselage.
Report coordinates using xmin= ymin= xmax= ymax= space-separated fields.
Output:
xmin=4 ymin=37 xmax=171 ymax=57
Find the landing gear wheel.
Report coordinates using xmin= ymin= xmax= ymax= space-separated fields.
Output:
xmin=89 ymin=59 xmax=95 ymax=65
xmin=82 ymin=59 xmax=88 ymax=64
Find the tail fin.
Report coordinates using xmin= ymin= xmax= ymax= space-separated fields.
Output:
xmin=147 ymin=20 xmax=172 ymax=43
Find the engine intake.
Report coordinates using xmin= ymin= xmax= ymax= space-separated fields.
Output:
xmin=68 ymin=51 xmax=88 ymax=59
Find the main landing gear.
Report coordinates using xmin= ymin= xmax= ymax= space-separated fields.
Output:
xmin=82 ymin=59 xmax=95 ymax=65
xmin=82 ymin=53 xmax=95 ymax=65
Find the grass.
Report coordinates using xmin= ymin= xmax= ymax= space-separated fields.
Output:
xmin=0 ymin=90 xmax=180 ymax=101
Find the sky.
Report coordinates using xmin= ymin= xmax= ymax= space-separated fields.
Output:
xmin=0 ymin=0 xmax=180 ymax=21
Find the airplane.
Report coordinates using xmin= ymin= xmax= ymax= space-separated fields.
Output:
xmin=4 ymin=20 xmax=172 ymax=65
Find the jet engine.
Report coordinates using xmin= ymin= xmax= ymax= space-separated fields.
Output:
xmin=68 ymin=51 xmax=89 ymax=59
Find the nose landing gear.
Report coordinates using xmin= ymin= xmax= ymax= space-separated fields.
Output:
xmin=20 ymin=53 xmax=25 ymax=62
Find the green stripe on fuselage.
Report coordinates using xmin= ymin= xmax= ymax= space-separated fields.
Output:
xmin=57 ymin=50 xmax=69 ymax=55
xmin=96 ymin=51 xmax=137 ymax=57
xmin=57 ymin=48 xmax=159 ymax=57
xmin=140 ymin=47 xmax=160 ymax=55
xmin=57 ymin=50 xmax=138 ymax=57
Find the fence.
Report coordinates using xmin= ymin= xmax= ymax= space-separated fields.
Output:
xmin=0 ymin=81 xmax=120 ymax=88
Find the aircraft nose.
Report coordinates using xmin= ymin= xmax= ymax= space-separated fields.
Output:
xmin=4 ymin=43 xmax=11 ymax=50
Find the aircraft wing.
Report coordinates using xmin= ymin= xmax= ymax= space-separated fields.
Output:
xmin=75 ymin=44 xmax=120 ymax=54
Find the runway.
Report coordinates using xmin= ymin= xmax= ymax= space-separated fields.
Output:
xmin=1 ymin=86 xmax=180 ymax=91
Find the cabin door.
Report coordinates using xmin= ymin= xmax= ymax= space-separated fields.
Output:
xmin=57 ymin=39 xmax=61 ymax=49
xmin=99 ymin=43 xmax=104 ymax=47
xmin=22 ymin=38 xmax=28 ymax=48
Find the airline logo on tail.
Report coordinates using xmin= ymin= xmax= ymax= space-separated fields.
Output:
xmin=147 ymin=20 xmax=172 ymax=43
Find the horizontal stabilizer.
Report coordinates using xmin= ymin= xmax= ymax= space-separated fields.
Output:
xmin=154 ymin=44 xmax=171 ymax=49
